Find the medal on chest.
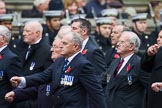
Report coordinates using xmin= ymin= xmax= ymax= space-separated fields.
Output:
xmin=60 ymin=74 xmax=74 ymax=86
xmin=29 ymin=62 xmax=35 ymax=71
xmin=0 ymin=70 xmax=3 ymax=80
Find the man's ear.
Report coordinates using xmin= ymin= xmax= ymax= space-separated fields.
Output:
xmin=129 ymin=43 xmax=135 ymax=51
xmin=73 ymin=43 xmax=80 ymax=51
xmin=81 ymin=28 xmax=88 ymax=36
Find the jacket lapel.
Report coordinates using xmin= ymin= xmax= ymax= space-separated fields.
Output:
xmin=53 ymin=58 xmax=65 ymax=90
xmin=0 ymin=47 xmax=8 ymax=68
xmin=107 ymin=59 xmax=121 ymax=88
xmin=110 ymin=54 xmax=135 ymax=89
xmin=53 ymin=53 xmax=81 ymax=90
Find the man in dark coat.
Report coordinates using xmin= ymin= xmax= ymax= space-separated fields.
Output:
xmin=141 ymin=30 xmax=162 ymax=108
xmin=132 ymin=13 xmax=155 ymax=57
xmin=93 ymin=17 xmax=112 ymax=55
xmin=5 ymin=36 xmax=63 ymax=108
xmin=7 ymin=31 xmax=107 ymax=108
xmin=105 ymin=24 xmax=126 ymax=67
xmin=21 ymin=0 xmax=50 ymax=18
xmin=0 ymin=25 xmax=21 ymax=108
xmin=4 ymin=26 xmax=72 ymax=108
xmin=71 ymin=18 xmax=107 ymax=76
xmin=105 ymin=31 xmax=150 ymax=108
xmin=11 ymin=21 xmax=53 ymax=108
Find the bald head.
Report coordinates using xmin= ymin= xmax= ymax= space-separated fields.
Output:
xmin=23 ymin=21 xmax=43 ymax=45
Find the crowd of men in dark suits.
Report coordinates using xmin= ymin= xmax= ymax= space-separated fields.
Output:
xmin=1 ymin=0 xmax=162 ymax=108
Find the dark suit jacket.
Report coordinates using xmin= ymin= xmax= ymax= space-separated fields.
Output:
xmin=105 ymin=47 xmax=119 ymax=68
xmin=141 ymin=46 xmax=162 ymax=108
xmin=14 ymin=39 xmax=53 ymax=76
xmin=42 ymin=24 xmax=59 ymax=46
xmin=12 ymin=39 xmax=53 ymax=108
xmin=132 ymin=30 xmax=154 ymax=57
xmin=83 ymin=36 xmax=107 ymax=76
xmin=0 ymin=47 xmax=21 ymax=108
xmin=105 ymin=54 xmax=150 ymax=108
xmin=93 ymin=32 xmax=112 ymax=54
xmin=24 ymin=53 xmax=107 ymax=108
xmin=13 ymin=84 xmax=54 ymax=108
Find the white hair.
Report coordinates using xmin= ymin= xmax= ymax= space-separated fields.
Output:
xmin=123 ymin=31 xmax=141 ymax=52
xmin=33 ymin=0 xmax=46 ymax=6
xmin=0 ymin=25 xmax=11 ymax=43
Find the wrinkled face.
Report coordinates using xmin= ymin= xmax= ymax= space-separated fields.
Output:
xmin=111 ymin=26 xmax=123 ymax=45
xmin=117 ymin=33 xmax=132 ymax=56
xmin=0 ymin=2 xmax=6 ymax=14
xmin=23 ymin=24 xmax=39 ymax=45
xmin=0 ymin=35 xmax=5 ymax=47
xmin=49 ymin=17 xmax=61 ymax=31
xmin=50 ymin=39 xmax=62 ymax=61
xmin=157 ymin=30 xmax=162 ymax=47
xmin=68 ymin=2 xmax=78 ymax=15
xmin=0 ymin=21 xmax=12 ymax=31
xmin=60 ymin=33 xmax=75 ymax=58
xmin=134 ymin=20 xmax=147 ymax=33
xmin=97 ymin=24 xmax=112 ymax=38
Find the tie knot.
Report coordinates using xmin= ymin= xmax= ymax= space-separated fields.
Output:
xmin=120 ymin=59 xmax=124 ymax=63
xmin=64 ymin=59 xmax=69 ymax=64
xmin=27 ymin=46 xmax=32 ymax=51
xmin=63 ymin=59 xmax=69 ymax=71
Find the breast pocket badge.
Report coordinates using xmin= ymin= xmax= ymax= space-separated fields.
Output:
xmin=0 ymin=70 xmax=3 ymax=80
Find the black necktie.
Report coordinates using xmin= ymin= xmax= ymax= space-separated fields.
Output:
xmin=114 ymin=59 xmax=124 ymax=78
xmin=62 ymin=59 xmax=69 ymax=71
xmin=25 ymin=46 xmax=31 ymax=60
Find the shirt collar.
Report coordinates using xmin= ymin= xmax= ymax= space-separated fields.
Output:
xmin=81 ymin=37 xmax=89 ymax=51
xmin=0 ymin=45 xmax=7 ymax=52
xmin=123 ymin=53 xmax=134 ymax=63
xmin=34 ymin=38 xmax=42 ymax=44
xmin=66 ymin=52 xmax=80 ymax=65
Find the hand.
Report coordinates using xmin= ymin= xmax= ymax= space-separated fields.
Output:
xmin=147 ymin=44 xmax=159 ymax=56
xmin=151 ymin=82 xmax=162 ymax=92
xmin=5 ymin=91 xmax=15 ymax=103
xmin=10 ymin=76 xmax=22 ymax=87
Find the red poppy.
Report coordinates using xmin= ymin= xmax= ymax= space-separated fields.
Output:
xmin=126 ymin=64 xmax=131 ymax=72
xmin=114 ymin=53 xmax=120 ymax=59
xmin=82 ymin=49 xmax=87 ymax=55
xmin=0 ymin=54 xmax=3 ymax=60
xmin=65 ymin=67 xmax=71 ymax=73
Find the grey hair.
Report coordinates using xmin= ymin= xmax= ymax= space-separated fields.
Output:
xmin=72 ymin=32 xmax=83 ymax=48
xmin=33 ymin=0 xmax=46 ymax=6
xmin=124 ymin=31 xmax=141 ymax=52
xmin=65 ymin=31 xmax=83 ymax=49
xmin=0 ymin=25 xmax=11 ymax=43
xmin=56 ymin=25 xmax=71 ymax=39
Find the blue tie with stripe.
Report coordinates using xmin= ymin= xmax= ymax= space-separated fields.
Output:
xmin=62 ymin=59 xmax=69 ymax=71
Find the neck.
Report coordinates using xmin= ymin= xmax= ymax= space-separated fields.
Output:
xmin=120 ymin=52 xmax=134 ymax=59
